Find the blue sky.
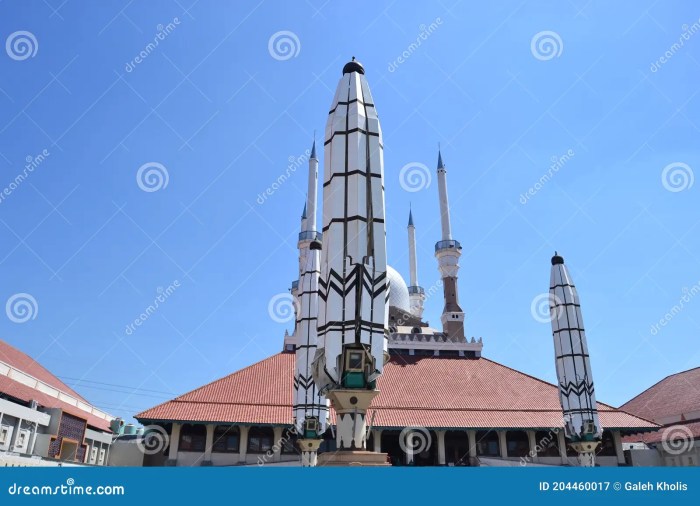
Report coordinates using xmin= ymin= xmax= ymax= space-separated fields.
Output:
xmin=0 ymin=0 xmax=698 ymax=423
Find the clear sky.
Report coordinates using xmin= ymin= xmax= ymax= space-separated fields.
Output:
xmin=0 ymin=1 xmax=698 ymax=423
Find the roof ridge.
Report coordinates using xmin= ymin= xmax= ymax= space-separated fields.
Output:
xmin=0 ymin=339 xmax=89 ymax=403
xmin=619 ymin=365 xmax=700 ymax=411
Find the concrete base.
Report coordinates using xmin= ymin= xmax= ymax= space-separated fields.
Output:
xmin=318 ymin=450 xmax=389 ymax=467
xmin=201 ymin=460 xmax=213 ymax=466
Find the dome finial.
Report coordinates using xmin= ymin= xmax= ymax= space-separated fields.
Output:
xmin=408 ymin=204 xmax=414 ymax=227
xmin=551 ymin=251 xmax=564 ymax=265
xmin=342 ymin=57 xmax=365 ymax=75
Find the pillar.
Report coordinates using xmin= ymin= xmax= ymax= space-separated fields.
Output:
xmin=167 ymin=423 xmax=181 ymax=465
xmin=372 ymin=429 xmax=382 ymax=453
xmin=9 ymin=418 xmax=23 ymax=453
xmin=527 ymin=431 xmax=538 ymax=463
xmin=557 ymin=430 xmax=568 ymax=464
xmin=272 ymin=427 xmax=283 ymax=463
xmin=203 ymin=424 xmax=214 ymax=465
xmin=405 ymin=431 xmax=415 ymax=465
xmin=498 ymin=431 xmax=508 ymax=459
xmin=104 ymin=441 xmax=111 ymax=467
xmin=238 ymin=425 xmax=249 ymax=464
xmin=28 ymin=422 xmax=38 ymax=456
xmin=467 ymin=430 xmax=477 ymax=458
xmin=437 ymin=430 xmax=446 ymax=465
xmin=613 ymin=431 xmax=625 ymax=465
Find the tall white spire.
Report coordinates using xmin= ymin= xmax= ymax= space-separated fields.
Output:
xmin=436 ymin=149 xmax=452 ymax=241
xmin=407 ymin=207 xmax=425 ymax=318
xmin=549 ymin=252 xmax=602 ymax=467
xmin=305 ymin=138 xmax=318 ymax=233
xmin=434 ymin=149 xmax=465 ymax=341
xmin=312 ymin=58 xmax=389 ymax=458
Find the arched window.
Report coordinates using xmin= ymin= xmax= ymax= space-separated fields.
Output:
xmin=247 ymin=427 xmax=274 ymax=453
xmin=179 ymin=424 xmax=206 ymax=452
xmin=212 ymin=425 xmax=239 ymax=453
xmin=475 ymin=430 xmax=499 ymax=457
xmin=506 ymin=431 xmax=530 ymax=458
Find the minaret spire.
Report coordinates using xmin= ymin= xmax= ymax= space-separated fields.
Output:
xmin=312 ymin=58 xmax=389 ymax=464
xmin=434 ymin=148 xmax=465 ymax=341
xmin=407 ymin=206 xmax=425 ymax=318
xmin=549 ymin=252 xmax=602 ymax=467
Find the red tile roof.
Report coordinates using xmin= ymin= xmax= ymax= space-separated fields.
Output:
xmin=0 ymin=340 xmax=88 ymax=402
xmin=136 ymin=353 xmax=657 ymax=433
xmin=620 ymin=366 xmax=700 ymax=422
xmin=620 ymin=366 xmax=700 ymax=445
xmin=0 ymin=340 xmax=111 ymax=432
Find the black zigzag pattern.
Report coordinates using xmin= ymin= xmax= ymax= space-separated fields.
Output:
xmin=559 ymin=380 xmax=595 ymax=397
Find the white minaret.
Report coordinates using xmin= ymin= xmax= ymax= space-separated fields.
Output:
xmin=407 ymin=208 xmax=425 ymax=318
xmin=293 ymin=240 xmax=329 ymax=466
xmin=298 ymin=142 xmax=320 ymax=275
xmin=434 ymin=150 xmax=465 ymax=341
xmin=549 ymin=252 xmax=602 ymax=467
xmin=312 ymin=58 xmax=389 ymax=463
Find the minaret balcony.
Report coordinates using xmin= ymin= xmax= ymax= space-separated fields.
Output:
xmin=298 ymin=231 xmax=323 ymax=243
xmin=434 ymin=239 xmax=462 ymax=253
xmin=407 ymin=286 xmax=425 ymax=295
xmin=291 ymin=280 xmax=299 ymax=291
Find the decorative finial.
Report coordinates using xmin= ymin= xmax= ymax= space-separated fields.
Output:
xmin=408 ymin=204 xmax=414 ymax=227
xmin=551 ymin=251 xmax=564 ymax=265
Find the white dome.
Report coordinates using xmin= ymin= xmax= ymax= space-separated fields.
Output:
xmin=386 ymin=265 xmax=410 ymax=312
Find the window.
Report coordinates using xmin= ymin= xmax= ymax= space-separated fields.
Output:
xmin=281 ymin=428 xmax=298 ymax=454
xmin=99 ymin=448 xmax=105 ymax=465
xmin=0 ymin=425 xmax=10 ymax=445
xmin=475 ymin=430 xmax=500 ymax=457
xmin=212 ymin=426 xmax=240 ymax=453
xmin=179 ymin=424 xmax=206 ymax=452
xmin=247 ymin=427 xmax=274 ymax=453
xmin=91 ymin=446 xmax=98 ymax=463
xmin=15 ymin=429 xmax=29 ymax=452
xmin=506 ymin=431 xmax=530 ymax=458
xmin=534 ymin=431 xmax=560 ymax=457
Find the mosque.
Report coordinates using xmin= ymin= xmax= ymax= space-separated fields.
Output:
xmin=135 ymin=59 xmax=658 ymax=467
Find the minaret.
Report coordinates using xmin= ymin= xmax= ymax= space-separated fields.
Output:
xmin=549 ymin=252 xmax=602 ymax=467
xmin=293 ymin=240 xmax=328 ymax=466
xmin=407 ymin=208 xmax=425 ymax=318
xmin=298 ymin=141 xmax=320 ymax=275
xmin=312 ymin=58 xmax=388 ymax=465
xmin=434 ymin=149 xmax=465 ymax=341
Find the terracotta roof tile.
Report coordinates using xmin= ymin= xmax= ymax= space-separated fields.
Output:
xmin=620 ymin=366 xmax=700 ymax=422
xmin=136 ymin=353 xmax=657 ymax=432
